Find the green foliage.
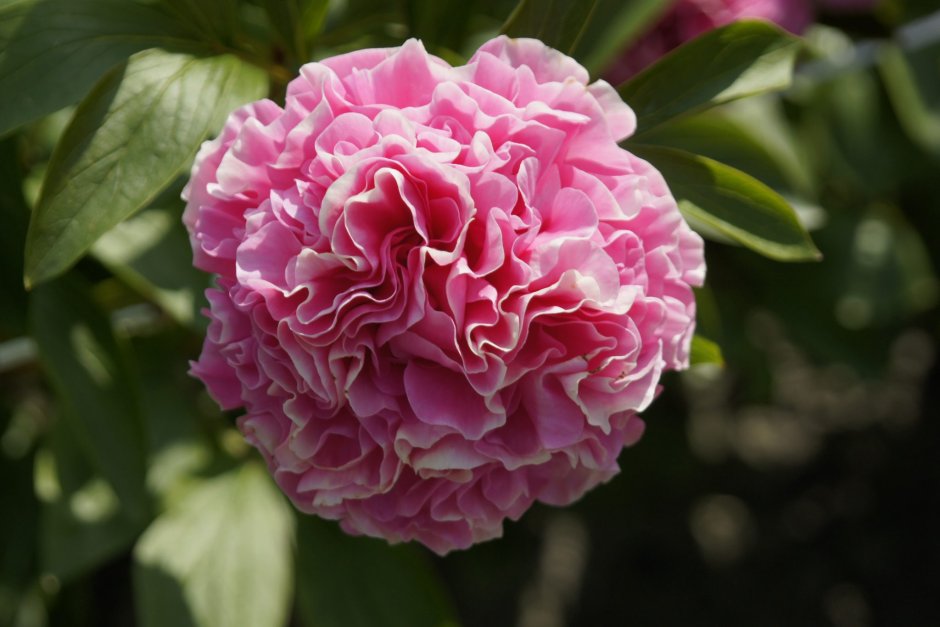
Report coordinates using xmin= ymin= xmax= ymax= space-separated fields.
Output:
xmin=620 ymin=20 xmax=803 ymax=135
xmin=690 ymin=335 xmax=724 ymax=367
xmin=92 ymin=192 xmax=211 ymax=330
xmin=632 ymin=145 xmax=821 ymax=261
xmin=573 ymin=0 xmax=671 ymax=76
xmin=30 ymin=275 xmax=150 ymax=521
xmin=261 ymin=0 xmax=329 ymax=64
xmin=878 ymin=38 xmax=940 ymax=158
xmin=295 ymin=516 xmax=458 ymax=627
xmin=0 ymin=0 xmax=197 ymax=137
xmin=159 ymin=0 xmax=241 ymax=44
xmin=134 ymin=463 xmax=294 ymax=627
xmin=635 ymin=107 xmax=813 ymax=197
xmin=37 ymin=418 xmax=144 ymax=583
xmin=24 ymin=50 xmax=267 ymax=287
xmin=501 ymin=0 xmax=599 ymax=53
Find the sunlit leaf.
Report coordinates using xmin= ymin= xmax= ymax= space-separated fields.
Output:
xmin=29 ymin=275 xmax=149 ymax=520
xmin=134 ymin=463 xmax=293 ymax=627
xmin=0 ymin=0 xmax=197 ymax=137
xmin=690 ymin=335 xmax=724 ymax=366
xmin=632 ymin=145 xmax=821 ymax=261
xmin=501 ymin=0 xmax=600 ymax=54
xmin=620 ymin=20 xmax=802 ymax=135
xmin=24 ymin=50 xmax=268 ymax=287
xmin=296 ymin=516 xmax=459 ymax=627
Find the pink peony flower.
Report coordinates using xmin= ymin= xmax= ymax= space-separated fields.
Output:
xmin=184 ymin=36 xmax=705 ymax=554
xmin=606 ymin=0 xmax=814 ymax=84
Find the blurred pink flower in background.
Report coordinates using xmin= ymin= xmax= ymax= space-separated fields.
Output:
xmin=184 ymin=36 xmax=704 ymax=554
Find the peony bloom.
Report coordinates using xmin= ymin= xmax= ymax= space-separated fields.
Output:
xmin=184 ymin=36 xmax=705 ymax=554
xmin=606 ymin=0 xmax=814 ymax=84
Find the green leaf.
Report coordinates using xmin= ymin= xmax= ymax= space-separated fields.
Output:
xmin=92 ymin=191 xmax=210 ymax=330
xmin=573 ymin=0 xmax=672 ymax=76
xmin=636 ymin=108 xmax=812 ymax=196
xmin=29 ymin=274 xmax=149 ymax=520
xmin=619 ymin=20 xmax=802 ymax=135
xmin=134 ymin=463 xmax=294 ymax=627
xmin=501 ymin=0 xmax=600 ymax=54
xmin=632 ymin=145 xmax=821 ymax=261
xmin=0 ymin=0 xmax=33 ymax=49
xmin=690 ymin=335 xmax=724 ymax=366
xmin=24 ymin=49 xmax=268 ymax=288
xmin=0 ymin=0 xmax=197 ymax=137
xmin=296 ymin=516 xmax=458 ymax=627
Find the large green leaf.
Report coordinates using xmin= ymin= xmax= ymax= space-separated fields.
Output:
xmin=632 ymin=145 xmax=820 ymax=261
xmin=29 ymin=275 xmax=149 ymax=520
xmin=24 ymin=50 xmax=268 ymax=288
xmin=619 ymin=20 xmax=802 ymax=135
xmin=296 ymin=516 xmax=458 ymax=627
xmin=0 ymin=0 xmax=33 ymax=49
xmin=0 ymin=0 xmax=197 ymax=137
xmin=134 ymin=463 xmax=293 ymax=627
xmin=501 ymin=0 xmax=600 ymax=54
xmin=572 ymin=0 xmax=672 ymax=76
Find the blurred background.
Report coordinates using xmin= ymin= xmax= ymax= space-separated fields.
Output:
xmin=1 ymin=0 xmax=939 ymax=626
